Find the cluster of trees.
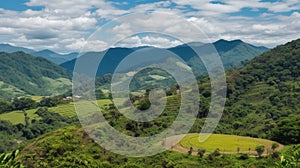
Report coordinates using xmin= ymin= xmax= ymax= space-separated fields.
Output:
xmin=0 ymin=97 xmax=36 ymax=114
xmin=0 ymin=95 xmax=72 ymax=115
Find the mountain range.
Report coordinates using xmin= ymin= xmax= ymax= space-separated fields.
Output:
xmin=0 ymin=39 xmax=269 ymax=98
xmin=0 ymin=44 xmax=78 ymax=64
xmin=61 ymin=39 xmax=269 ymax=76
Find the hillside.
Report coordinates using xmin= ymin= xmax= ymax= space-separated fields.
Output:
xmin=61 ymin=39 xmax=268 ymax=77
xmin=18 ymin=126 xmax=277 ymax=168
xmin=0 ymin=52 xmax=72 ymax=98
xmin=220 ymin=39 xmax=300 ymax=144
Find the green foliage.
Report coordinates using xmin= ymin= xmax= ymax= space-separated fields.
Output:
xmin=39 ymin=96 xmax=63 ymax=107
xmin=255 ymin=145 xmax=265 ymax=158
xmin=238 ymin=153 xmax=249 ymax=160
xmin=13 ymin=98 xmax=37 ymax=111
xmin=197 ymin=148 xmax=206 ymax=158
xmin=137 ymin=98 xmax=151 ymax=111
xmin=0 ymin=100 xmax=13 ymax=114
xmin=271 ymin=115 xmax=300 ymax=144
xmin=0 ymin=150 xmax=24 ymax=168
xmin=277 ymin=145 xmax=300 ymax=167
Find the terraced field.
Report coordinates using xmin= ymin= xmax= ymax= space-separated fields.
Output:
xmin=176 ymin=133 xmax=283 ymax=155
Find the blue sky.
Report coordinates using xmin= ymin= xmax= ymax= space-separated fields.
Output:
xmin=0 ymin=0 xmax=299 ymax=53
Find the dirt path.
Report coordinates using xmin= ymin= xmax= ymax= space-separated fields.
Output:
xmin=162 ymin=134 xmax=284 ymax=156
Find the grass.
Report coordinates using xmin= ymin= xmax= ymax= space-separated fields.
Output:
xmin=179 ymin=134 xmax=280 ymax=154
xmin=0 ymin=109 xmax=40 ymax=125
xmin=0 ymin=99 xmax=113 ymax=125
xmin=31 ymin=96 xmax=43 ymax=102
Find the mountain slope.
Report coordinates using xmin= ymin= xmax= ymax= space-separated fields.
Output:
xmin=221 ymin=39 xmax=300 ymax=143
xmin=214 ymin=39 xmax=269 ymax=67
xmin=0 ymin=52 xmax=72 ymax=98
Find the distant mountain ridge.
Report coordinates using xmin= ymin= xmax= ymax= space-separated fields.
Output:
xmin=0 ymin=40 xmax=268 ymax=66
xmin=61 ymin=39 xmax=269 ymax=76
xmin=0 ymin=44 xmax=78 ymax=64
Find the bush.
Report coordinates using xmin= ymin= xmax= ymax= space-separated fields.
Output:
xmin=238 ymin=153 xmax=249 ymax=160
xmin=198 ymin=148 xmax=206 ymax=158
xmin=255 ymin=145 xmax=265 ymax=158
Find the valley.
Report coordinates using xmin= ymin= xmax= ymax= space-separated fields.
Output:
xmin=0 ymin=39 xmax=299 ymax=167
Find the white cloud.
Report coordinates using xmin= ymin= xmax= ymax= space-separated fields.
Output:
xmin=66 ymin=38 xmax=108 ymax=52
xmin=0 ymin=0 xmax=299 ymax=53
xmin=115 ymin=35 xmax=182 ymax=48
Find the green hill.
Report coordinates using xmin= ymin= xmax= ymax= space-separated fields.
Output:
xmin=221 ymin=39 xmax=300 ymax=144
xmin=0 ymin=52 xmax=72 ymax=98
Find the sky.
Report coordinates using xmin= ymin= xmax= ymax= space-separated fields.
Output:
xmin=0 ymin=0 xmax=299 ymax=53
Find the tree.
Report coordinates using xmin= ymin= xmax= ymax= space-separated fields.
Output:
xmin=23 ymin=110 xmax=30 ymax=128
xmin=255 ymin=145 xmax=265 ymax=158
xmin=13 ymin=97 xmax=37 ymax=110
xmin=197 ymin=148 xmax=206 ymax=158
xmin=0 ymin=100 xmax=13 ymax=114
xmin=188 ymin=147 xmax=193 ymax=155
xmin=39 ymin=96 xmax=62 ymax=107
xmin=137 ymin=98 xmax=150 ymax=111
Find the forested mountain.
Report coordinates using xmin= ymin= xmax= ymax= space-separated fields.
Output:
xmin=61 ymin=39 xmax=268 ymax=76
xmin=220 ymin=39 xmax=300 ymax=144
xmin=0 ymin=52 xmax=72 ymax=98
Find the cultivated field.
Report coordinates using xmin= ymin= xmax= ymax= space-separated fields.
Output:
xmin=177 ymin=133 xmax=283 ymax=155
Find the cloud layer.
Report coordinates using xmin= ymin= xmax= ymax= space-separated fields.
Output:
xmin=0 ymin=0 xmax=299 ymax=53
